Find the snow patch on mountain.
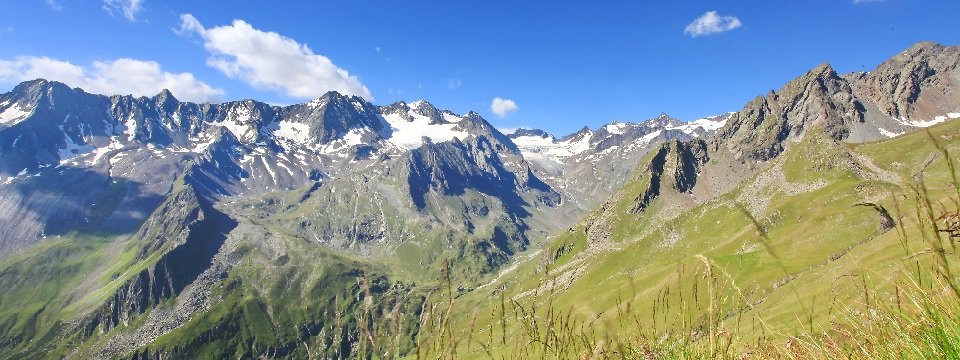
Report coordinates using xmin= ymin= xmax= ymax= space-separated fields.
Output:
xmin=879 ymin=128 xmax=903 ymax=138
xmin=665 ymin=114 xmax=729 ymax=136
xmin=383 ymin=110 xmax=469 ymax=150
xmin=57 ymin=124 xmax=95 ymax=164
xmin=339 ymin=128 xmax=367 ymax=147
xmin=91 ymin=137 xmax=126 ymax=163
xmin=209 ymin=103 xmax=259 ymax=142
xmin=442 ymin=112 xmax=463 ymax=123
xmin=690 ymin=115 xmax=729 ymax=131
xmin=639 ymin=130 xmax=663 ymax=144
xmin=603 ymin=122 xmax=629 ymax=135
xmin=0 ymin=104 xmax=32 ymax=126
xmin=896 ymin=112 xmax=960 ymax=128
xmin=189 ymin=135 xmax=219 ymax=153
xmin=122 ymin=115 xmax=138 ymax=141
xmin=306 ymin=97 xmax=326 ymax=108
xmin=272 ymin=120 xmax=312 ymax=145
xmin=210 ymin=118 xmax=255 ymax=143
xmin=510 ymin=134 xmax=556 ymax=148
xmin=511 ymin=130 xmax=594 ymax=168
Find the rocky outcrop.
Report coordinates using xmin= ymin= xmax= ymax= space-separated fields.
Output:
xmin=616 ymin=42 xmax=960 ymax=226
xmin=81 ymin=183 xmax=235 ymax=336
xmin=850 ymin=41 xmax=960 ymax=121
xmin=712 ymin=63 xmax=865 ymax=163
xmin=628 ymin=139 xmax=709 ymax=214
xmin=287 ymin=91 xmax=385 ymax=143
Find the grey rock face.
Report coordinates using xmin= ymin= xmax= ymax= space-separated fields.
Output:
xmin=850 ymin=42 xmax=960 ymax=121
xmin=712 ymin=63 xmax=865 ymax=163
xmin=508 ymin=128 xmax=551 ymax=138
xmin=628 ymin=139 xmax=710 ymax=214
xmin=285 ymin=91 xmax=385 ymax=143
xmin=510 ymin=113 xmax=727 ymax=216
xmin=713 ymin=43 xmax=960 ymax=165
xmin=618 ymin=42 xmax=960 ymax=229
xmin=81 ymin=183 xmax=235 ymax=336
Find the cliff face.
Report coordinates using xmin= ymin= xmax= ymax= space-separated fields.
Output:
xmin=580 ymin=42 xmax=960 ymax=247
xmin=628 ymin=139 xmax=710 ymax=214
xmin=711 ymin=63 xmax=865 ymax=163
xmin=850 ymin=41 xmax=960 ymax=121
xmin=628 ymin=43 xmax=960 ymax=220
xmin=82 ymin=183 xmax=235 ymax=336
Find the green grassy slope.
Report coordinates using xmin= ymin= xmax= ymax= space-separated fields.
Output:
xmin=0 ymin=233 xmax=121 ymax=356
xmin=0 ymin=183 xmax=430 ymax=359
xmin=440 ymin=120 xmax=960 ymax=358
xmin=135 ymin=234 xmax=424 ymax=359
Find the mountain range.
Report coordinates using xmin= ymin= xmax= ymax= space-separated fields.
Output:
xmin=0 ymin=41 xmax=957 ymax=358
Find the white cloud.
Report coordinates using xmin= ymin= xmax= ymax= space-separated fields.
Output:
xmin=177 ymin=14 xmax=372 ymax=101
xmin=102 ymin=0 xmax=144 ymax=22
xmin=853 ymin=0 xmax=884 ymax=3
xmin=448 ymin=78 xmax=462 ymax=90
xmin=0 ymin=56 xmax=224 ymax=102
xmin=684 ymin=11 xmax=742 ymax=37
xmin=45 ymin=0 xmax=64 ymax=11
xmin=491 ymin=97 xmax=518 ymax=118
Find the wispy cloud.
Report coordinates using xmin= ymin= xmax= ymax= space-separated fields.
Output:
xmin=684 ymin=11 xmax=742 ymax=38
xmin=45 ymin=0 xmax=64 ymax=11
xmin=102 ymin=0 xmax=144 ymax=22
xmin=0 ymin=56 xmax=223 ymax=102
xmin=448 ymin=78 xmax=462 ymax=90
xmin=177 ymin=14 xmax=372 ymax=101
xmin=852 ymin=0 xmax=884 ymax=4
xmin=491 ymin=97 xmax=518 ymax=118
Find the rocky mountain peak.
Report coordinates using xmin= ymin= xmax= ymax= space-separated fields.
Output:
xmin=155 ymin=89 xmax=176 ymax=101
xmin=852 ymin=41 xmax=960 ymax=120
xmin=559 ymin=126 xmax=592 ymax=142
xmin=713 ymin=60 xmax=863 ymax=162
xmin=381 ymin=100 xmax=411 ymax=115
xmin=455 ymin=111 xmax=519 ymax=154
xmin=9 ymin=79 xmax=82 ymax=107
xmin=642 ymin=113 xmax=682 ymax=128
xmin=811 ymin=61 xmax=837 ymax=77
xmin=507 ymin=128 xmax=552 ymax=139
xmin=288 ymin=91 xmax=384 ymax=144
xmin=902 ymin=41 xmax=945 ymax=58
xmin=408 ymin=100 xmax=447 ymax=124
xmin=317 ymin=90 xmax=351 ymax=103
xmin=11 ymin=78 xmax=50 ymax=94
xmin=153 ymin=89 xmax=180 ymax=112
xmin=380 ymin=100 xmax=453 ymax=126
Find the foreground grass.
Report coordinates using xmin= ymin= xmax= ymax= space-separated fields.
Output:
xmin=401 ymin=128 xmax=960 ymax=359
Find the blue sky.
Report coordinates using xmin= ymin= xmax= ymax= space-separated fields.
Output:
xmin=1 ymin=0 xmax=958 ymax=135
